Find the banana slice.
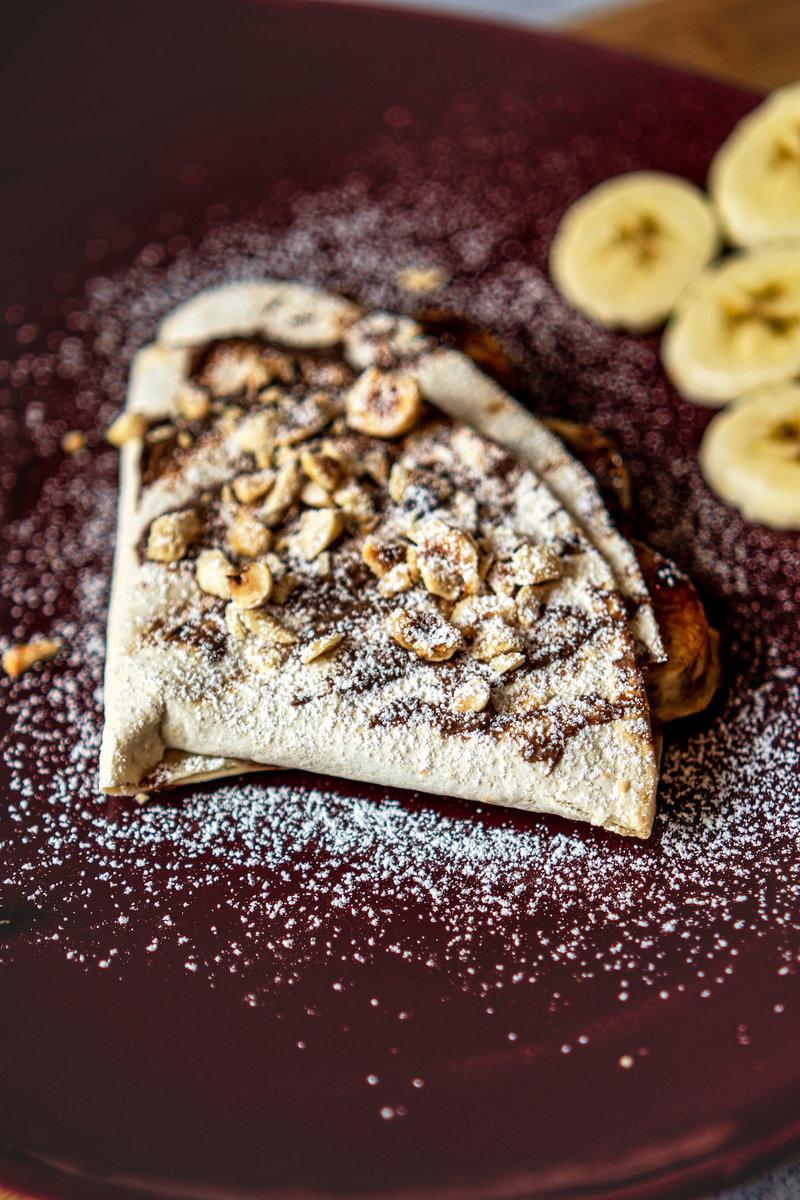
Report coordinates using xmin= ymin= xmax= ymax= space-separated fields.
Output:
xmin=662 ymin=243 xmax=800 ymax=405
xmin=699 ymin=381 xmax=800 ymax=528
xmin=710 ymin=82 xmax=800 ymax=247
xmin=549 ymin=171 xmax=719 ymax=331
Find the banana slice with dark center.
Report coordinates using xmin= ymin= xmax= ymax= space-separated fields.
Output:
xmin=550 ymin=171 xmax=719 ymax=331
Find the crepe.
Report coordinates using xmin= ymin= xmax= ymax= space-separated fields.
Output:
xmin=100 ymin=281 xmax=663 ymax=837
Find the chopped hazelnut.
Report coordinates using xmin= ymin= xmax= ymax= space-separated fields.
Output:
xmin=511 ymin=543 xmax=562 ymax=586
xmin=146 ymin=510 xmax=200 ymax=562
xmin=228 ymin=509 xmax=272 ymax=559
xmin=261 ymin=459 xmax=299 ymax=525
xmin=411 ymin=517 xmax=480 ymax=600
xmin=276 ymin=393 xmax=335 ymax=445
xmin=294 ymin=508 xmax=345 ymax=560
xmin=396 ymin=265 xmax=450 ymax=294
xmin=470 ymin=616 xmax=523 ymax=663
xmin=451 ymin=594 xmax=516 ymax=636
xmin=229 ymin=560 xmax=273 ymax=609
xmin=2 ymin=638 xmax=62 ymax=679
xmin=490 ymin=651 xmax=526 ymax=675
xmin=300 ymin=450 xmax=341 ymax=492
xmin=202 ymin=343 xmax=272 ymax=397
xmin=300 ymin=480 xmax=334 ymax=508
xmin=237 ymin=409 xmax=278 ymax=455
xmin=61 ymin=430 xmax=86 ymax=454
xmin=232 ymin=469 xmax=275 ymax=504
xmin=332 ymin=480 xmax=374 ymax=524
xmin=227 ymin=604 xmax=296 ymax=644
xmin=386 ymin=607 xmax=463 ymax=662
xmin=377 ymin=563 xmax=413 ymax=596
xmin=107 ymin=411 xmax=147 ymax=447
xmin=270 ymin=572 xmax=299 ymax=604
xmin=195 ymin=549 xmax=235 ymax=600
xmin=516 ymin=585 xmax=541 ymax=629
xmin=487 ymin=561 xmax=518 ymax=597
xmin=451 ymin=677 xmax=491 ymax=713
xmin=300 ymin=632 xmax=344 ymax=664
xmin=362 ymin=535 xmax=407 ymax=578
xmin=345 ymin=367 xmax=422 ymax=439
xmin=177 ymin=383 xmax=211 ymax=421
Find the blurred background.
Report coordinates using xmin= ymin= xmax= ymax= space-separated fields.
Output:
xmin=329 ymin=0 xmax=799 ymax=91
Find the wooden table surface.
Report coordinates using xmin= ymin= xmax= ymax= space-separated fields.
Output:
xmin=3 ymin=4 xmax=794 ymax=1200
xmin=570 ymin=0 xmax=800 ymax=92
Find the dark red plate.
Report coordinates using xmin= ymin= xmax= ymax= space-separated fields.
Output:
xmin=1 ymin=3 xmax=799 ymax=1198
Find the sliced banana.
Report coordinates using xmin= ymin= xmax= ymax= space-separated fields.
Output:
xmin=662 ymin=243 xmax=800 ymax=405
xmin=699 ymin=381 xmax=800 ymax=528
xmin=710 ymin=82 xmax=800 ymax=247
xmin=549 ymin=171 xmax=719 ymax=331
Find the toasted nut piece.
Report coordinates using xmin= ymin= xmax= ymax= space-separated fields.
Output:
xmin=411 ymin=518 xmax=480 ymax=600
xmin=345 ymin=367 xmax=422 ymax=438
xmin=294 ymin=509 xmax=345 ymax=560
xmin=470 ymin=617 xmax=523 ymax=663
xmin=487 ymin=561 xmax=518 ymax=596
xmin=261 ymin=459 xmax=299 ymax=524
xmin=388 ymin=462 xmax=413 ymax=504
xmin=232 ymin=469 xmax=275 ymax=504
xmin=276 ymin=393 xmax=335 ymax=446
xmin=236 ymin=605 xmax=296 ymax=643
xmin=177 ymin=383 xmax=211 ymax=421
xmin=516 ymin=585 xmax=542 ymax=629
xmin=274 ymin=445 xmax=298 ymax=467
xmin=271 ymin=572 xmax=299 ymax=604
xmin=387 ymin=607 xmax=463 ymax=662
xmin=512 ymin=543 xmax=562 ymax=585
xmin=202 ymin=343 xmax=272 ymax=396
xmin=146 ymin=423 xmax=176 ymax=445
xmin=219 ymin=405 xmax=245 ymax=434
xmin=490 ymin=651 xmax=526 ymax=675
xmin=195 ymin=549 xmax=235 ymax=599
xmin=177 ymin=430 xmax=193 ymax=449
xmin=406 ymin=544 xmax=421 ymax=583
xmin=228 ymin=509 xmax=272 ymax=559
xmin=238 ymin=409 xmax=279 ymax=455
xmin=300 ymin=632 xmax=344 ymax=664
xmin=61 ymin=430 xmax=86 ymax=454
xmin=146 ymin=510 xmax=200 ymax=562
xmin=300 ymin=480 xmax=334 ymax=508
xmin=451 ymin=676 xmax=491 ymax=713
xmin=300 ymin=450 xmax=341 ymax=492
xmin=2 ymin=638 xmax=62 ymax=679
xmin=313 ymin=550 xmax=332 ymax=577
xmin=451 ymin=594 xmax=517 ymax=636
xmin=377 ymin=563 xmax=414 ymax=596
xmin=363 ymin=447 xmax=390 ymax=486
xmin=107 ymin=411 xmax=147 ymax=447
xmin=221 ymin=483 xmax=234 ymax=505
xmin=229 ymin=560 xmax=273 ymax=608
xmin=362 ymin=535 xmax=407 ymax=577
xmin=396 ymin=265 xmax=450 ymax=294
xmin=333 ymin=480 xmax=374 ymax=523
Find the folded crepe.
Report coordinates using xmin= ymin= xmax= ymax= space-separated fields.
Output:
xmin=99 ymin=281 xmax=668 ymax=837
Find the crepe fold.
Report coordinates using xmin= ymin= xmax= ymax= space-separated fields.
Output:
xmin=100 ymin=281 xmax=662 ymax=837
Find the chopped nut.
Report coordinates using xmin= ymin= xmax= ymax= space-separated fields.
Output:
xmin=451 ymin=594 xmax=517 ymax=636
xmin=107 ymin=411 xmax=147 ymax=446
xmin=228 ymin=508 xmax=272 ymax=558
xmin=388 ymin=460 xmax=413 ymax=503
xmin=487 ymin=561 xmax=518 ymax=596
xmin=313 ymin=550 xmax=332 ymax=576
xmin=227 ymin=604 xmax=296 ymax=643
xmin=490 ymin=651 xmax=526 ymax=675
xmin=293 ymin=508 xmax=345 ymax=560
xmin=261 ymin=458 xmax=299 ymax=524
xmin=406 ymin=544 xmax=421 ymax=583
xmin=300 ymin=632 xmax=344 ymax=664
xmin=2 ymin=638 xmax=62 ymax=679
xmin=232 ymin=469 xmax=275 ymax=504
xmin=274 ymin=445 xmax=298 ymax=467
xmin=362 ymin=447 xmax=390 ymax=486
xmin=261 ymin=349 xmax=296 ymax=383
xmin=237 ymin=409 xmax=278 ymax=455
xmin=195 ymin=549 xmax=235 ymax=599
xmin=387 ymin=607 xmax=463 ymax=662
xmin=202 ymin=342 xmax=273 ymax=397
xmin=300 ymin=450 xmax=342 ymax=492
xmin=221 ymin=483 xmax=234 ymax=505
xmin=511 ymin=543 xmax=562 ymax=586
xmin=345 ymin=367 xmax=422 ymax=439
xmin=300 ymin=480 xmax=334 ymax=508
xmin=362 ymin=535 xmax=407 ymax=577
xmin=177 ymin=383 xmax=211 ymax=421
xmin=229 ymin=560 xmax=273 ymax=609
xmin=219 ymin=404 xmax=245 ymax=433
xmin=516 ymin=585 xmax=542 ymax=629
xmin=134 ymin=792 xmax=150 ymax=805
xmin=271 ymin=572 xmax=299 ymax=604
xmin=451 ymin=676 xmax=491 ymax=713
xmin=177 ymin=430 xmax=193 ymax=449
xmin=146 ymin=510 xmax=200 ymax=562
xmin=61 ymin=430 xmax=86 ymax=454
xmin=411 ymin=518 xmax=480 ymax=600
xmin=377 ymin=563 xmax=413 ymax=596
xmin=343 ymin=312 xmax=426 ymax=369
xmin=396 ymin=265 xmax=450 ymax=294
xmin=332 ymin=480 xmax=374 ymax=524
xmin=470 ymin=616 xmax=523 ymax=663
xmin=276 ymin=393 xmax=335 ymax=445
xmin=450 ymin=491 xmax=479 ymax=533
